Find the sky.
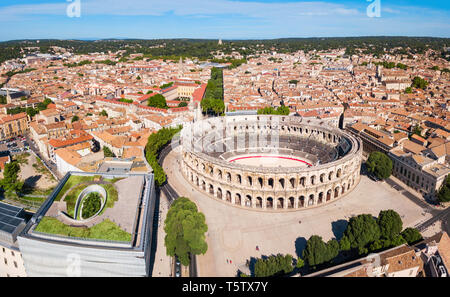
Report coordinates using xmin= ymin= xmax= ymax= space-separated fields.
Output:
xmin=0 ymin=0 xmax=449 ymax=41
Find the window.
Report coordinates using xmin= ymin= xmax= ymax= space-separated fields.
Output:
xmin=11 ymin=251 xmax=14 ymax=257
xmin=13 ymin=261 xmax=17 ymax=269
xmin=4 ymin=258 xmax=7 ymax=265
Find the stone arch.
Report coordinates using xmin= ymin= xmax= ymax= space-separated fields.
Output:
xmin=217 ymin=169 xmax=223 ymax=180
xmin=235 ymin=193 xmax=241 ymax=205
xmin=289 ymin=178 xmax=296 ymax=189
xmin=299 ymin=177 xmax=306 ymax=187
xmin=226 ymin=172 xmax=231 ymax=182
xmin=268 ymin=178 xmax=274 ymax=189
xmin=279 ymin=178 xmax=285 ymax=189
xmin=318 ymin=192 xmax=324 ymax=204
xmin=288 ymin=197 xmax=295 ymax=209
xmin=237 ymin=174 xmax=242 ymax=184
xmin=247 ymin=176 xmax=253 ymax=186
xmin=310 ymin=175 xmax=316 ymax=185
xmin=201 ymin=180 xmax=206 ymax=191
xmin=328 ymin=171 xmax=334 ymax=181
xmin=320 ymin=173 xmax=325 ymax=183
xmin=334 ymin=186 xmax=340 ymax=198
xmin=277 ymin=198 xmax=285 ymax=209
xmin=258 ymin=177 xmax=264 ymax=188
xmin=299 ymin=196 xmax=305 ymax=208
xmin=209 ymin=184 xmax=214 ymax=195
xmin=336 ymin=168 xmax=342 ymax=178
xmin=266 ymin=197 xmax=274 ymax=209
xmin=327 ymin=189 xmax=332 ymax=201
xmin=217 ymin=187 xmax=223 ymax=199
xmin=245 ymin=195 xmax=252 ymax=207
xmin=256 ymin=197 xmax=263 ymax=208
xmin=308 ymin=194 xmax=315 ymax=206
xmin=226 ymin=191 xmax=231 ymax=202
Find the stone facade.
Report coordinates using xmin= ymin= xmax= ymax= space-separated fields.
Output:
xmin=180 ymin=115 xmax=363 ymax=211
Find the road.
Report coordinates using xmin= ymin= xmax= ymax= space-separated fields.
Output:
xmin=385 ymin=177 xmax=449 ymax=235
xmin=157 ymin=141 xmax=198 ymax=277
xmin=25 ymin=133 xmax=61 ymax=180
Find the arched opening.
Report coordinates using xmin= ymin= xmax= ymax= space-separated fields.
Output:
xmin=327 ymin=190 xmax=332 ymax=201
xmin=226 ymin=191 xmax=231 ymax=202
xmin=256 ymin=197 xmax=263 ymax=208
xmin=320 ymin=174 xmax=325 ymax=183
xmin=310 ymin=176 xmax=316 ymax=185
xmin=328 ymin=172 xmax=333 ymax=181
xmin=290 ymin=178 xmax=295 ymax=188
xmin=226 ymin=173 xmax=231 ymax=182
xmin=348 ymin=182 xmax=351 ymax=190
xmin=308 ymin=195 xmax=314 ymax=206
xmin=268 ymin=178 xmax=274 ymax=189
xmin=299 ymin=177 xmax=305 ymax=187
xmin=258 ymin=177 xmax=263 ymax=188
xmin=209 ymin=184 xmax=214 ymax=195
xmin=196 ymin=177 xmax=199 ymax=187
xmin=342 ymin=185 xmax=346 ymax=195
xmin=202 ymin=181 xmax=206 ymax=191
xmin=279 ymin=178 xmax=285 ymax=189
xmin=334 ymin=187 xmax=340 ymax=198
xmin=245 ymin=195 xmax=252 ymax=207
xmin=288 ymin=197 xmax=295 ymax=209
xmin=299 ymin=196 xmax=305 ymax=208
xmin=318 ymin=192 xmax=324 ymax=204
xmin=217 ymin=188 xmax=223 ymax=199
xmin=237 ymin=174 xmax=242 ymax=184
xmin=337 ymin=169 xmax=342 ymax=178
xmin=247 ymin=176 xmax=253 ymax=186
xmin=277 ymin=198 xmax=284 ymax=209
xmin=267 ymin=197 xmax=274 ymax=209
xmin=235 ymin=193 xmax=241 ymax=205
xmin=217 ymin=170 xmax=222 ymax=180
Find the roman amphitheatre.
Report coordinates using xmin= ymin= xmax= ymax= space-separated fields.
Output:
xmin=179 ymin=115 xmax=363 ymax=211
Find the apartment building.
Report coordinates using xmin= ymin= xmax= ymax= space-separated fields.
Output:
xmin=0 ymin=113 xmax=28 ymax=141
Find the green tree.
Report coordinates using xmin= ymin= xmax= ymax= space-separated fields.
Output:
xmin=405 ymin=87 xmax=413 ymax=94
xmin=164 ymin=198 xmax=208 ymax=266
xmin=378 ymin=210 xmax=403 ymax=240
xmin=366 ymin=151 xmax=393 ymax=180
xmin=344 ymin=214 xmax=381 ymax=253
xmin=401 ymin=228 xmax=423 ymax=245
xmin=303 ymin=235 xmax=337 ymax=267
xmin=412 ymin=76 xmax=429 ymax=90
xmin=148 ymin=94 xmax=168 ymax=109
xmin=0 ymin=161 xmax=23 ymax=192
xmin=71 ymin=115 xmax=79 ymax=123
xmin=296 ymin=257 xmax=305 ymax=269
xmin=437 ymin=175 xmax=450 ymax=203
xmin=254 ymin=254 xmax=294 ymax=277
xmin=339 ymin=235 xmax=351 ymax=251
xmin=100 ymin=110 xmax=108 ymax=117
xmin=178 ymin=102 xmax=188 ymax=107
xmin=103 ymin=146 xmax=116 ymax=158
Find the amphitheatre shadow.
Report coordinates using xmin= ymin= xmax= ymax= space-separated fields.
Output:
xmin=331 ymin=220 xmax=348 ymax=241
xmin=295 ymin=237 xmax=307 ymax=258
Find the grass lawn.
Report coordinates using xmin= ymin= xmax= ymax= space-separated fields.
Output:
xmin=59 ymin=178 xmax=120 ymax=218
xmin=55 ymin=175 xmax=97 ymax=201
xmin=35 ymin=217 xmax=132 ymax=242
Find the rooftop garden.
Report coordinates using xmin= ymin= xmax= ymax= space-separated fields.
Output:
xmin=35 ymin=217 xmax=132 ymax=242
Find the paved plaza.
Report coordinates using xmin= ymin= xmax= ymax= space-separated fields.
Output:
xmin=163 ymin=146 xmax=435 ymax=277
